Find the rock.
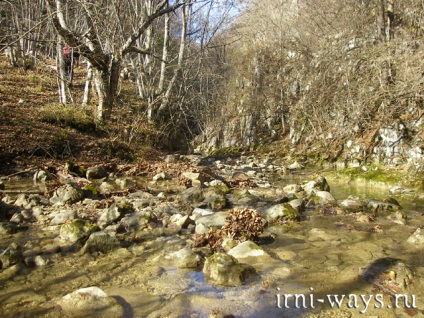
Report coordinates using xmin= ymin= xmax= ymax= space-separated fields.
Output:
xmin=192 ymin=208 xmax=214 ymax=219
xmin=98 ymin=182 xmax=115 ymax=194
xmin=14 ymin=194 xmax=30 ymax=208
xmin=339 ymin=198 xmax=364 ymax=212
xmin=195 ymin=223 xmax=210 ymax=235
xmin=221 ymin=237 xmax=238 ymax=252
xmin=165 ymin=247 xmax=202 ymax=268
xmin=311 ymin=191 xmax=336 ymax=204
xmin=262 ymin=203 xmax=300 ymax=223
xmin=407 ymin=228 xmax=424 ymax=245
xmin=86 ymin=165 xmax=108 ymax=180
xmin=34 ymin=255 xmax=49 ymax=266
xmin=181 ymin=172 xmax=205 ymax=187
xmin=33 ymin=170 xmax=52 ymax=183
xmin=0 ymin=180 xmax=4 ymax=190
xmin=81 ymin=231 xmax=121 ymax=254
xmin=180 ymin=186 xmax=204 ymax=204
xmin=165 ymin=154 xmax=179 ymax=163
xmin=119 ymin=211 xmax=150 ymax=231
xmin=230 ymin=189 xmax=259 ymax=206
xmin=302 ymin=176 xmax=330 ymax=194
xmin=57 ymin=286 xmax=123 ymax=318
xmin=10 ymin=212 xmax=23 ymax=223
xmin=59 ymin=219 xmax=98 ymax=243
xmin=287 ymin=161 xmax=303 ymax=170
xmin=227 ymin=241 xmax=269 ymax=260
xmin=0 ymin=245 xmax=23 ymax=269
xmin=98 ymin=203 xmax=121 ymax=229
xmin=115 ymin=178 xmax=135 ymax=189
xmin=169 ymin=213 xmax=193 ymax=230
xmin=195 ymin=212 xmax=228 ymax=230
xmin=203 ymin=253 xmax=245 ymax=286
xmin=50 ymin=183 xmax=83 ymax=206
xmin=387 ymin=211 xmax=406 ymax=225
xmin=231 ymin=171 xmax=249 ymax=181
xmin=203 ymin=186 xmax=227 ymax=211
xmin=283 ymin=184 xmax=303 ymax=194
xmin=51 ymin=210 xmax=78 ymax=225
xmin=362 ymin=258 xmax=413 ymax=295
xmin=288 ymin=198 xmax=305 ymax=212
xmin=0 ymin=222 xmax=18 ymax=235
xmin=367 ymin=198 xmax=401 ymax=213
xmin=153 ymin=172 xmax=167 ymax=181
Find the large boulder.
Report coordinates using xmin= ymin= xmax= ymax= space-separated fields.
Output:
xmin=261 ymin=203 xmax=300 ymax=223
xmin=50 ymin=184 xmax=83 ymax=206
xmin=203 ymin=253 xmax=245 ymax=286
xmin=57 ymin=286 xmax=124 ymax=318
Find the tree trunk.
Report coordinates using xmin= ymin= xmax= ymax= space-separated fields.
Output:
xmin=93 ymin=56 xmax=121 ymax=121
xmin=57 ymin=39 xmax=68 ymax=104
xmin=82 ymin=61 xmax=93 ymax=106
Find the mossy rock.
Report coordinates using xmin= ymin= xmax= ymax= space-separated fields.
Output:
xmin=60 ymin=219 xmax=99 ymax=243
xmin=203 ymin=253 xmax=245 ymax=286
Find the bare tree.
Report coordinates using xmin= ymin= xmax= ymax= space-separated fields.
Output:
xmin=44 ymin=0 xmax=184 ymax=122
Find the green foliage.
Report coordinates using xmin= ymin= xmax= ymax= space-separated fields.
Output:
xmin=40 ymin=103 xmax=96 ymax=132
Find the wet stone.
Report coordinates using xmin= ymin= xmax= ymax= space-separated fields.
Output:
xmin=81 ymin=231 xmax=121 ymax=254
xmin=57 ymin=286 xmax=124 ymax=318
xmin=407 ymin=228 xmax=424 ymax=245
xmin=203 ymin=253 xmax=245 ymax=287
xmin=362 ymin=258 xmax=414 ymax=295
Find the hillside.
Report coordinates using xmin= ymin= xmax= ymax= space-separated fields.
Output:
xmin=0 ymin=55 xmax=161 ymax=175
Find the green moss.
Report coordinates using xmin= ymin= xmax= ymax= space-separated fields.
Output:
xmin=337 ymin=165 xmax=402 ymax=183
xmin=66 ymin=161 xmax=86 ymax=177
xmin=84 ymin=184 xmax=98 ymax=196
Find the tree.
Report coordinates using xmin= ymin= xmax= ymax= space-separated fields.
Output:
xmin=44 ymin=0 xmax=185 ymax=122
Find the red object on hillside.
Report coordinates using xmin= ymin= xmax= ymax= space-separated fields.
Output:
xmin=63 ymin=45 xmax=70 ymax=56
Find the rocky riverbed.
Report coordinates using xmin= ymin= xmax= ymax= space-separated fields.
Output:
xmin=1 ymin=154 xmax=424 ymax=318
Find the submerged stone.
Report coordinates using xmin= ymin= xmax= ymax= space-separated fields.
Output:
xmin=362 ymin=258 xmax=413 ymax=295
xmin=57 ymin=286 xmax=123 ymax=318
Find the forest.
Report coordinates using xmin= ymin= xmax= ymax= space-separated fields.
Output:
xmin=0 ymin=0 xmax=423 ymax=166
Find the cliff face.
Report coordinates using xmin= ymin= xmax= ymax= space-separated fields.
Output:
xmin=192 ymin=0 xmax=424 ymax=169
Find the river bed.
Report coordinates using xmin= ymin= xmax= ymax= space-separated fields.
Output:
xmin=1 ymin=166 xmax=424 ymax=318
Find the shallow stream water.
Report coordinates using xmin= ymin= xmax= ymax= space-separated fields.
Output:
xmin=1 ymin=171 xmax=424 ymax=318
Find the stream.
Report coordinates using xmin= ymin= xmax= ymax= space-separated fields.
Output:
xmin=1 ymin=161 xmax=424 ymax=318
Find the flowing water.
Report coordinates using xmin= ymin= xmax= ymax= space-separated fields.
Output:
xmin=1 ymin=171 xmax=424 ymax=318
